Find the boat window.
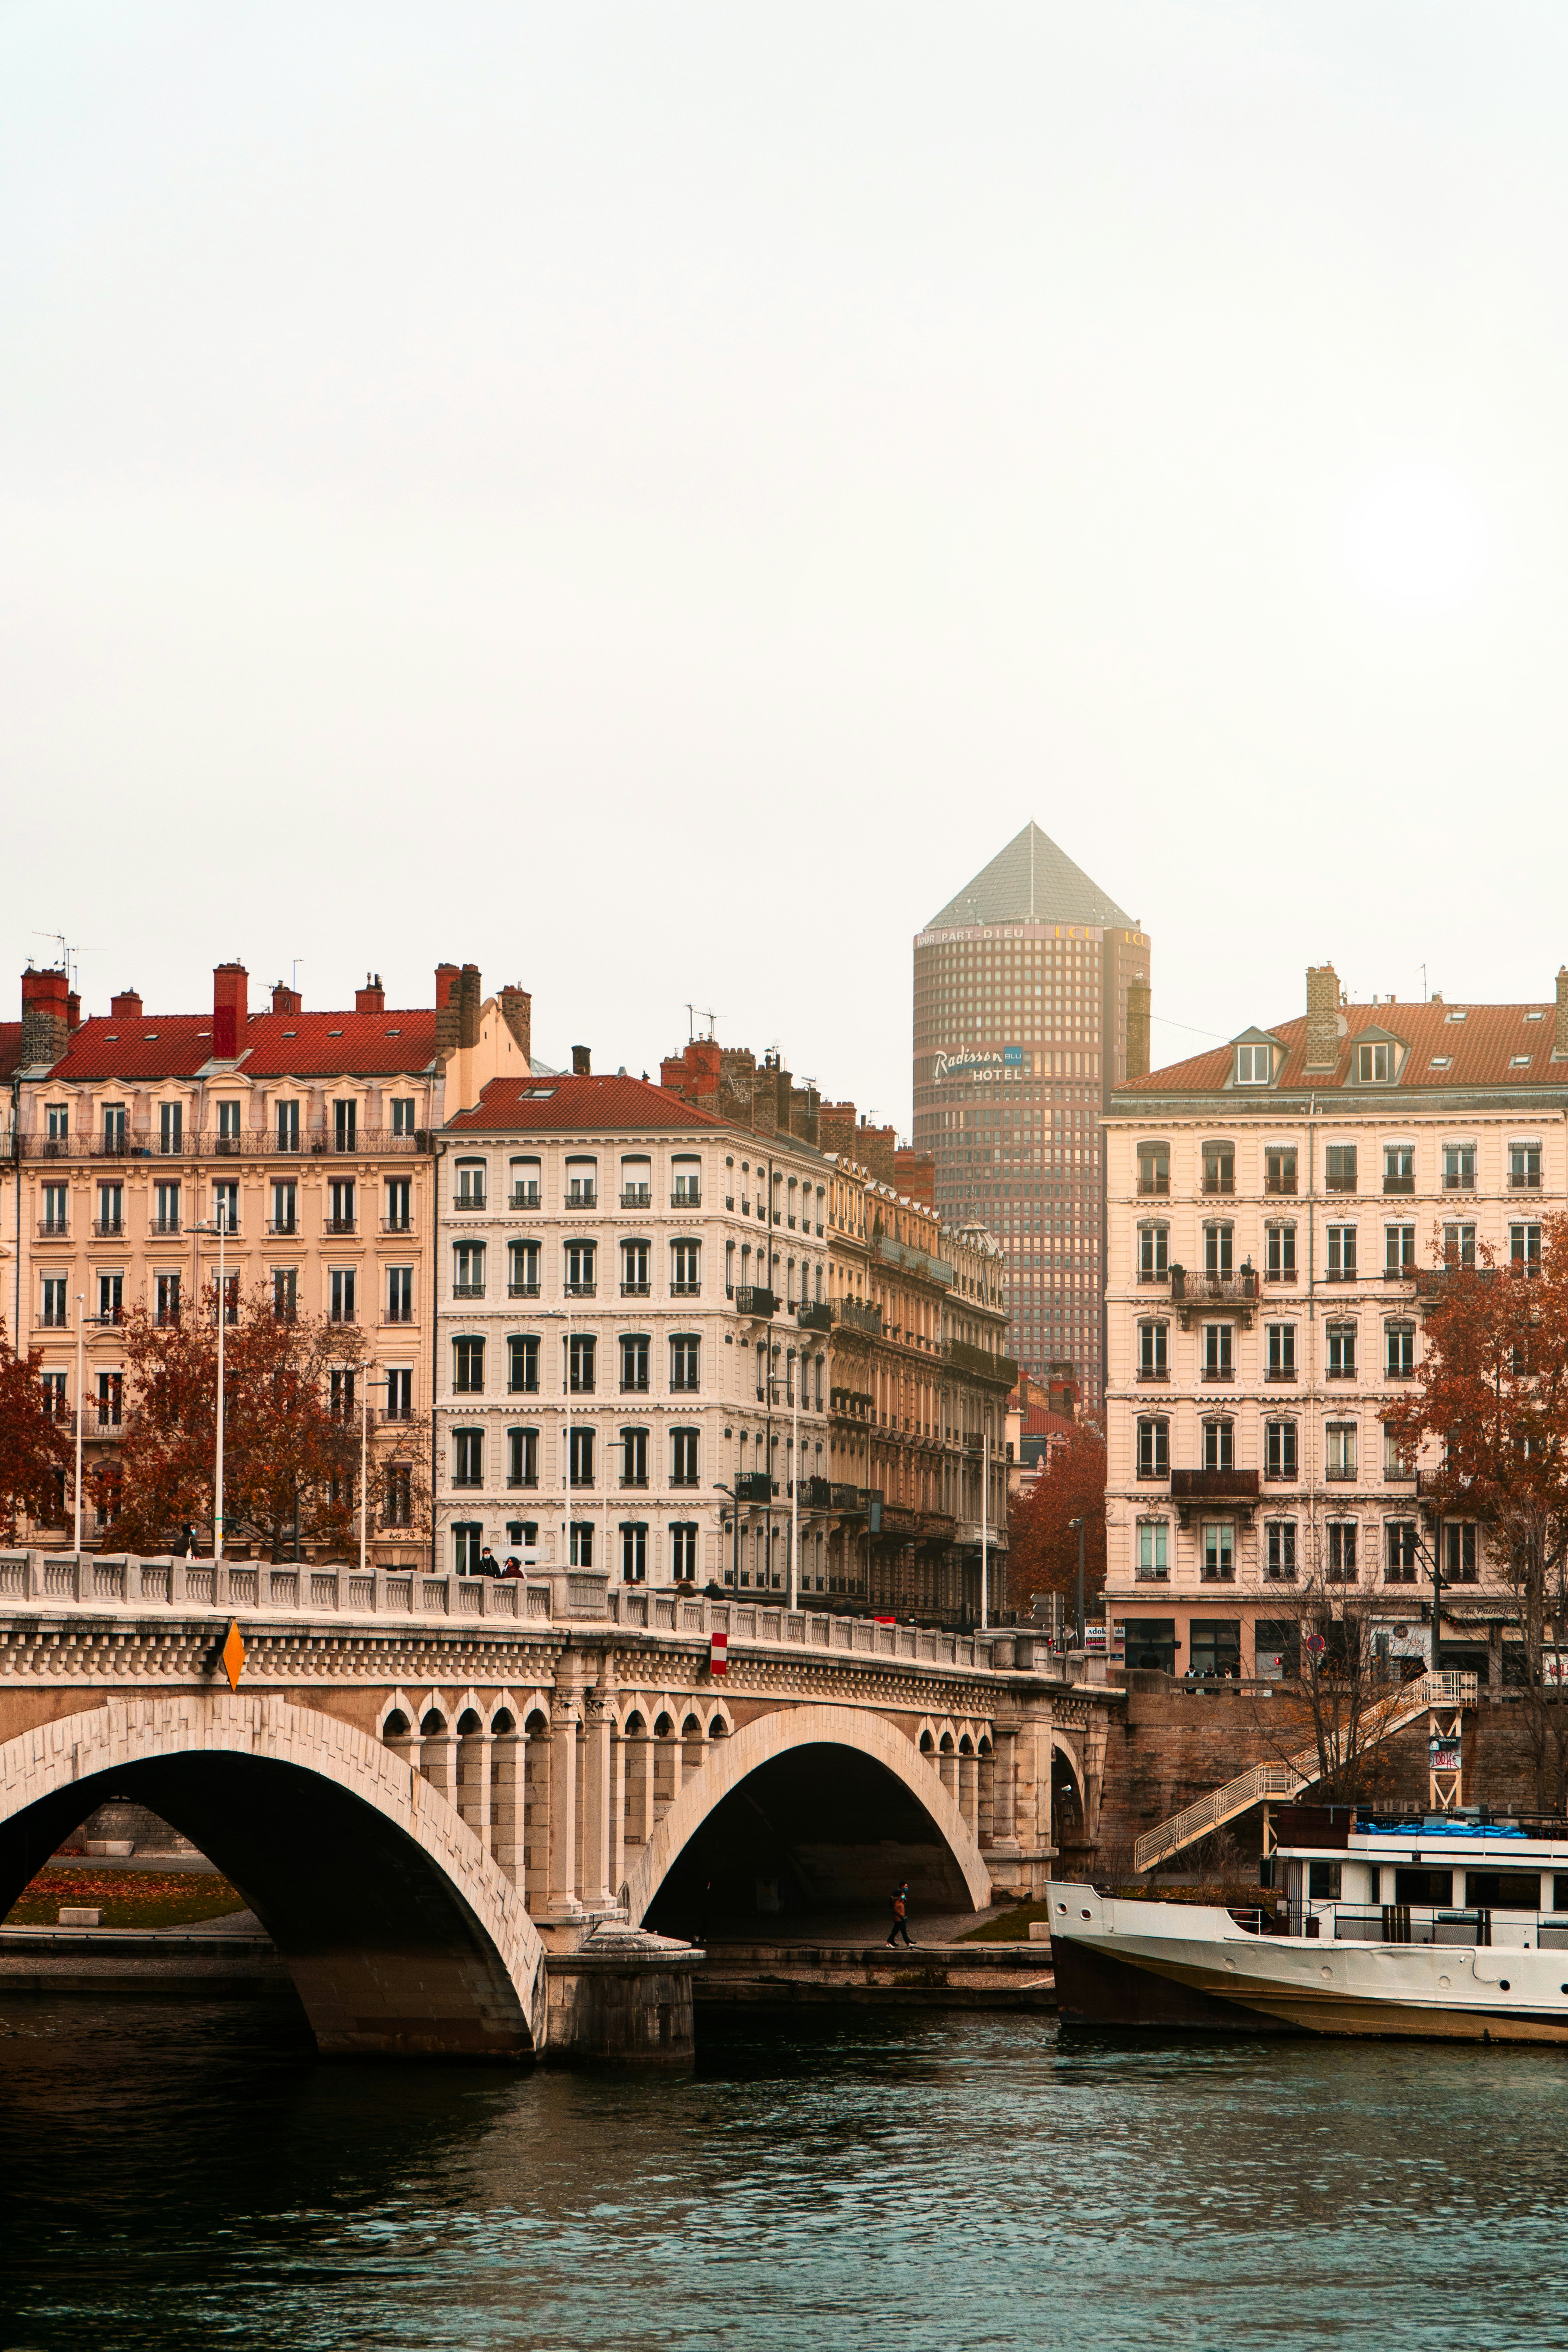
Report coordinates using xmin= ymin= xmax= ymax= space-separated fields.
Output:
xmin=1308 ymin=1862 xmax=1340 ymax=1900
xmin=1464 ymin=1870 xmax=1544 ymax=1912
xmin=1393 ymin=1868 xmax=1453 ymax=1907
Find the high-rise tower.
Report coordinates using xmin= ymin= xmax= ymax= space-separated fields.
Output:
xmin=912 ymin=821 xmax=1151 ymax=1408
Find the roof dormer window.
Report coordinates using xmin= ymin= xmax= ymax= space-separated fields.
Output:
xmin=1357 ymin=1041 xmax=1394 ymax=1083
xmin=1235 ymin=1043 xmax=1271 ymax=1086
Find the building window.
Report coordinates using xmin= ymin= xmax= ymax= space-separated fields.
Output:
xmin=622 ymin=1239 xmax=650 ymax=1296
xmin=1443 ymin=1222 xmax=1476 ymax=1268
xmin=382 ymin=1176 xmax=411 ymax=1233
xmin=1383 ymin=1145 xmax=1415 ymax=1194
xmin=569 ymin=1427 xmax=595 ymax=1488
xmin=1356 ymin=1042 xmax=1392 ymax=1083
xmin=1325 ymin=1422 xmax=1358 ymax=1480
xmin=508 ymin=1334 xmax=539 ymax=1394
xmin=670 ymin=1239 xmax=701 ymax=1296
xmin=671 ymin=1427 xmax=700 ymax=1487
xmin=154 ymin=1181 xmax=181 ymax=1235
xmin=1202 ymin=1418 xmax=1234 ymax=1472
xmin=1265 ymin=1222 xmax=1296 ymax=1282
xmin=569 ymin=1522 xmax=594 ymax=1567
xmin=453 ymin=1160 xmax=486 ymax=1210
xmin=1385 ymin=1224 xmax=1415 ymax=1277
xmin=98 ymin=1274 xmax=123 ymax=1325
xmin=1325 ymin=1144 xmax=1357 ymax=1193
xmin=1264 ymin=1147 xmax=1297 ymax=1195
xmin=385 ymin=1368 xmax=413 ymax=1419
xmin=96 ymin=1182 xmax=123 ymax=1236
xmin=275 ymin=1100 xmax=300 ymax=1153
xmin=1138 ymin=1223 xmax=1169 ymax=1282
xmin=1136 ymin=1322 xmax=1168 ymax=1379
xmin=569 ymin=1334 xmax=596 ymax=1394
xmin=159 ymin=1101 xmax=184 ymax=1155
xmin=621 ymin=1522 xmax=648 ymax=1583
xmin=508 ymin=1427 xmax=539 ymax=1488
xmin=620 ymin=1155 xmax=652 ymax=1208
xmin=1386 ymin=1322 xmax=1415 ymax=1378
xmin=1136 ymin=1521 xmax=1168 ymax=1581
xmin=620 ymin=1334 xmax=650 ymax=1394
xmin=621 ymin=1427 xmax=648 ymax=1487
xmin=670 ymin=1334 xmax=700 ymax=1393
xmin=1202 ymin=1141 xmax=1234 ymax=1196
xmin=509 ymin=1239 xmax=540 ymax=1298
xmin=453 ymin=1336 xmax=485 ymax=1394
xmin=672 ymin=1156 xmax=702 ymax=1207
xmin=671 ymin=1523 xmax=699 ymax=1582
xmin=1511 ymin=1224 xmax=1542 ymax=1273
xmin=1326 ymin=1522 xmax=1358 ymax=1581
xmin=565 ymin=1157 xmax=597 ymax=1207
xmin=1266 ymin=1521 xmax=1297 ymax=1581
xmin=453 ymin=1241 xmax=486 ymax=1298
xmin=102 ymin=1104 xmax=127 ymax=1153
xmin=1326 ymin=1322 xmax=1357 ymax=1380
xmin=1201 ymin=1523 xmax=1235 ymax=1581
xmin=1203 ymin=1222 xmax=1233 ymax=1277
xmin=511 ymin=1157 xmax=541 ymax=1209
xmin=332 ymin=1099 xmax=357 ymax=1153
xmin=386 ymin=1266 xmax=414 ymax=1323
xmin=1265 ymin=1323 xmax=1296 ymax=1380
xmin=1137 ymin=1142 xmax=1169 ymax=1196
xmin=40 ymin=1182 xmax=67 ymax=1235
xmin=389 ymin=1097 xmax=416 ymax=1137
xmin=453 ymin=1523 xmax=483 ymax=1574
xmin=1264 ymin=1421 xmax=1298 ymax=1481
xmin=40 ymin=1277 xmax=67 ymax=1330
xmin=272 ymin=1180 xmax=297 ymax=1235
xmin=1136 ymin=1419 xmax=1169 ymax=1479
xmin=1201 ymin=1323 xmax=1233 ymax=1381
xmin=1326 ymin=1225 xmax=1357 ymax=1282
xmin=1443 ymin=1143 xmax=1475 ymax=1192
xmin=1386 ymin=1521 xmax=1419 ymax=1583
xmin=269 ymin=1269 xmax=293 ymax=1322
xmin=565 ymin=1240 xmax=596 ymax=1296
xmin=1384 ymin=1425 xmax=1413 ymax=1481
xmin=453 ymin=1429 xmax=484 ymax=1487
xmin=1509 ymin=1143 xmax=1542 ymax=1190
xmin=383 ymin=1464 xmax=413 ymax=1528
xmin=329 ymin=1368 xmax=357 ymax=1424
xmin=1443 ymin=1523 xmax=1478 ymax=1583
xmin=325 ymin=1178 xmax=353 ymax=1234
xmin=1235 ymin=1043 xmax=1271 ymax=1085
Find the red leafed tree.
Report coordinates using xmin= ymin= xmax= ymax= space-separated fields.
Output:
xmin=1006 ymin=1422 xmax=1107 ymax=1615
xmin=1382 ymin=1213 xmax=1568 ymax=1804
xmin=107 ymin=1281 xmax=428 ymax=1562
xmin=0 ymin=1319 xmax=73 ymax=1541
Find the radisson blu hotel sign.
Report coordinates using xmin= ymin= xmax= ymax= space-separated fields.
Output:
xmin=932 ymin=1046 xmax=1025 ymax=1083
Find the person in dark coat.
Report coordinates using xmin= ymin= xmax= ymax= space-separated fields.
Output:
xmin=478 ymin=1547 xmax=500 ymax=1577
xmin=886 ymin=1882 xmax=914 ymax=1947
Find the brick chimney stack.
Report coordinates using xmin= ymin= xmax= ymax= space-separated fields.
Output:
xmin=67 ymin=990 xmax=81 ymax=1031
xmin=212 ymin=963 xmax=248 ymax=1059
xmin=1304 ymin=963 xmax=1341 ymax=1072
xmin=111 ymin=990 xmax=143 ymax=1020
xmin=434 ymin=963 xmax=462 ymax=1056
xmin=355 ymin=972 xmax=385 ymax=1014
xmin=19 ymin=966 xmax=69 ymax=1066
xmin=572 ymin=1044 xmax=591 ymax=1075
xmin=458 ymin=964 xmax=482 ymax=1051
xmin=271 ymin=981 xmax=301 ymax=1014
xmin=499 ymin=985 xmax=532 ymax=1064
xmin=1126 ymin=978 xmax=1151 ymax=1082
xmin=1556 ymin=967 xmax=1568 ymax=1060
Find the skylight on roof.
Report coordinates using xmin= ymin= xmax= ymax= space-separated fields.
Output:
xmin=328 ymin=1028 xmax=343 ymax=1036
xmin=1429 ymin=1055 xmax=1453 ymax=1069
xmin=1511 ymin=1055 xmax=1532 ymax=1067
xmin=282 ymin=1029 xmax=297 ymax=1037
xmin=1525 ymin=1010 xmax=1545 ymax=1021
xmin=385 ymin=1027 xmax=401 ymax=1035
xmin=105 ymin=1033 xmax=118 ymax=1041
xmin=143 ymin=1033 xmax=157 ymax=1040
xmin=525 ymin=1086 xmax=556 ymax=1098
xmin=1444 ymin=1010 xmax=1467 ymax=1023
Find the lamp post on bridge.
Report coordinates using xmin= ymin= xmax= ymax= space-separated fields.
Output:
xmin=1069 ymin=1513 xmax=1086 ymax=1650
xmin=190 ymin=1205 xmax=232 ymax=1558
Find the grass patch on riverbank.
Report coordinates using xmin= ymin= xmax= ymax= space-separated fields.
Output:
xmin=960 ymin=1904 xmax=1052 ymax=1942
xmin=4 ymin=1870 xmax=246 ymax=1928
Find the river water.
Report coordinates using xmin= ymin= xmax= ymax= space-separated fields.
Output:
xmin=2 ymin=1995 xmax=1565 ymax=2351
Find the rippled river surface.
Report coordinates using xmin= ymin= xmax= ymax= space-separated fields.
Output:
xmin=3 ymin=1997 xmax=1567 ymax=2351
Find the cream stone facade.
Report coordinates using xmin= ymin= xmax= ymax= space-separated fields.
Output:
xmin=1103 ymin=963 xmax=1568 ymax=1684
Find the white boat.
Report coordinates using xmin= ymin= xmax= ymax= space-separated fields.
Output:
xmin=1049 ymin=1812 xmax=1568 ymax=2042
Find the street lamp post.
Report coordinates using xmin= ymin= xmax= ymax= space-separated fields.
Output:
xmin=979 ymin=1426 xmax=990 ymax=1631
xmin=360 ymin=1372 xmax=392 ymax=1579
xmin=712 ymin=1483 xmax=742 ymax=1597
xmin=73 ymin=1292 xmax=85 ymax=1554
xmin=1069 ymin=1514 xmax=1086 ymax=1649
xmin=790 ymin=1350 xmax=799 ymax=1612
xmin=191 ymin=1210 xmax=230 ymax=1557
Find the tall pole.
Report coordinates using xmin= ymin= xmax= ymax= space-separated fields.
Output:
xmin=73 ymin=1293 xmax=84 ymax=1554
xmin=360 ymin=1372 xmax=370 ymax=1580
xmin=980 ymin=1426 xmax=989 ymax=1631
xmin=790 ymin=1348 xmax=799 ymax=1613
xmin=214 ymin=1207 xmax=226 ymax=1559
xmin=1074 ymin=1514 xmax=1086 ymax=1648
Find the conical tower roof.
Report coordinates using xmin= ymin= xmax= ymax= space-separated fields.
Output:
xmin=925 ymin=821 xmax=1132 ymax=931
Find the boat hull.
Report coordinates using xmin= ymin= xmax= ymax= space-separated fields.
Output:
xmin=1048 ymin=1885 xmax=1568 ymax=2044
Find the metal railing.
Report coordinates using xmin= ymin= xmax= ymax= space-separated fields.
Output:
xmin=17 ymin=1128 xmax=427 ymax=1161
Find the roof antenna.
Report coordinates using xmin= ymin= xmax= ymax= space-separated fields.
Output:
xmin=32 ymin=930 xmax=77 ymax=988
xmin=687 ymin=1003 xmax=720 ymax=1041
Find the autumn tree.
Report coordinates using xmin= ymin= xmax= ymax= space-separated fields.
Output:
xmin=1251 ymin=1571 xmax=1406 ymax=1804
xmin=108 ymin=1281 xmax=430 ymax=1562
xmin=0 ymin=1319 xmax=73 ymax=1541
xmin=1006 ymin=1422 xmax=1106 ymax=1620
xmin=1382 ymin=1212 xmax=1568 ymax=1807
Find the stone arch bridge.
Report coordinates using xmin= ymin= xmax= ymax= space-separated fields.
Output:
xmin=0 ymin=1552 xmax=1112 ymax=2058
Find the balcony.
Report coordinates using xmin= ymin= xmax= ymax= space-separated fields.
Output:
xmin=671 ymin=1190 xmax=701 ymax=1210
xmin=566 ymin=1189 xmax=598 ymax=1210
xmin=834 ymin=1295 xmax=881 ymax=1338
xmin=452 ymin=1283 xmax=486 ymax=1300
xmin=734 ymin=1286 xmax=776 ymax=1319
xmin=564 ymin=1281 xmax=596 ymax=1299
xmin=1264 ymin=1178 xmax=1298 ymax=1197
xmin=830 ymin=1483 xmax=866 ymax=1514
xmin=323 ymin=1218 xmax=357 ymax=1237
xmin=1135 ymin=1366 xmax=1170 ymax=1383
xmin=796 ymin=1301 xmax=832 ymax=1333
xmin=1510 ymin=1174 xmax=1542 ymax=1192
xmin=268 ymin=1220 xmax=298 ymax=1237
xmin=1325 ymin=1462 xmax=1358 ymax=1482
xmin=381 ymin=1406 xmax=415 ymax=1423
xmin=670 ymin=1281 xmax=701 ymax=1298
xmin=1201 ymin=1177 xmax=1235 ymax=1197
xmin=1170 ymin=1466 xmax=1260 ymax=1525
xmin=37 ymin=1221 xmax=69 ymax=1239
xmin=1264 ymin=1265 xmax=1298 ymax=1284
xmin=620 ymin=1187 xmax=652 ymax=1209
xmin=1200 ymin=1364 xmax=1235 ymax=1383
xmin=1264 ymin=1366 xmax=1298 ymax=1382
xmin=1324 ymin=1266 xmax=1358 ymax=1284
xmin=1136 ymin=1175 xmax=1170 ymax=1197
xmin=508 ymin=1282 xmax=541 ymax=1299
xmin=621 ymin=1281 xmax=651 ymax=1297
xmin=511 ymin=1188 xmax=541 ymax=1211
xmin=1383 ymin=1175 xmax=1415 ymax=1195
xmin=383 ymin=1305 xmax=415 ymax=1324
xmin=1170 ymin=1270 xmax=1257 ymax=1329
xmin=1382 ymin=1262 xmax=1415 ymax=1284
xmin=150 ymin=1218 xmax=182 ymax=1237
xmin=381 ymin=1217 xmax=413 ymax=1235
xmin=734 ymin=1472 xmax=775 ymax=1504
xmin=1443 ymin=1171 xmax=1475 ymax=1191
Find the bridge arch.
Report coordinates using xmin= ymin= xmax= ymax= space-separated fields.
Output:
xmin=0 ymin=1694 xmax=544 ymax=2060
xmin=625 ymin=1702 xmax=992 ymax=1929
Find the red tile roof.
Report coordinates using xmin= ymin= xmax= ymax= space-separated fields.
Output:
xmin=1116 ymin=1002 xmax=1568 ymax=1098
xmin=447 ymin=1073 xmax=728 ymax=1133
xmin=0 ymin=1023 xmax=24 ymax=1081
xmin=39 ymin=1009 xmax=440 ymax=1082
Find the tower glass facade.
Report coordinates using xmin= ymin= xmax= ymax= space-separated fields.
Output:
xmin=912 ymin=822 xmax=1150 ymax=1410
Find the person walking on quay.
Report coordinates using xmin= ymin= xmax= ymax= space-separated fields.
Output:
xmin=886 ymin=1883 xmax=914 ymax=1948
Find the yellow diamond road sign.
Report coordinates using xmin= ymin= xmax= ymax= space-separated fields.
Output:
xmin=220 ymin=1619 xmax=246 ymax=1691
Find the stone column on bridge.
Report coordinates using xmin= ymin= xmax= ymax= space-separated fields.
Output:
xmin=607 ymin=1720 xmax=628 ymax=1906
xmin=547 ymin=1692 xmax=582 ymax=1916
xmin=989 ymin=1721 xmax=1021 ymax=1856
xmin=959 ymin=1749 xmax=979 ymax=1840
xmin=490 ymin=1719 xmax=525 ymax=1886
xmin=421 ymin=1708 xmax=458 ymax=1808
xmin=579 ymin=1690 xmax=617 ymax=1912
xmin=523 ymin=1709 xmax=551 ymax=1912
xmin=457 ymin=1712 xmax=492 ymax=1845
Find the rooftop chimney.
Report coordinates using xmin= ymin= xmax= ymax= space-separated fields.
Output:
xmin=1304 ymin=963 xmax=1340 ymax=1072
xmin=212 ymin=962 xmax=248 ymax=1059
xmin=67 ymin=990 xmax=81 ymax=1031
xmin=1556 ymin=967 xmax=1568 ymax=1060
xmin=1126 ymin=978 xmax=1151 ymax=1082
xmin=499 ymin=984 xmax=532 ymax=1064
xmin=111 ymin=989 xmax=143 ymax=1020
xmin=271 ymin=981 xmax=301 ymax=1014
xmin=19 ymin=965 xmax=70 ymax=1067
xmin=355 ymin=972 xmax=385 ymax=1015
xmin=572 ymin=1044 xmax=591 ymax=1076
xmin=458 ymin=963 xmax=482 ymax=1051
xmin=434 ymin=962 xmax=462 ymax=1057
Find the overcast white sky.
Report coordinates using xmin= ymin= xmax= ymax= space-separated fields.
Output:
xmin=5 ymin=4 xmax=1567 ymax=1121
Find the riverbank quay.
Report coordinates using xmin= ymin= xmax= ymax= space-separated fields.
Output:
xmin=694 ymin=1938 xmax=1056 ymax=2011
xmin=0 ymin=1922 xmax=293 ymax=2001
